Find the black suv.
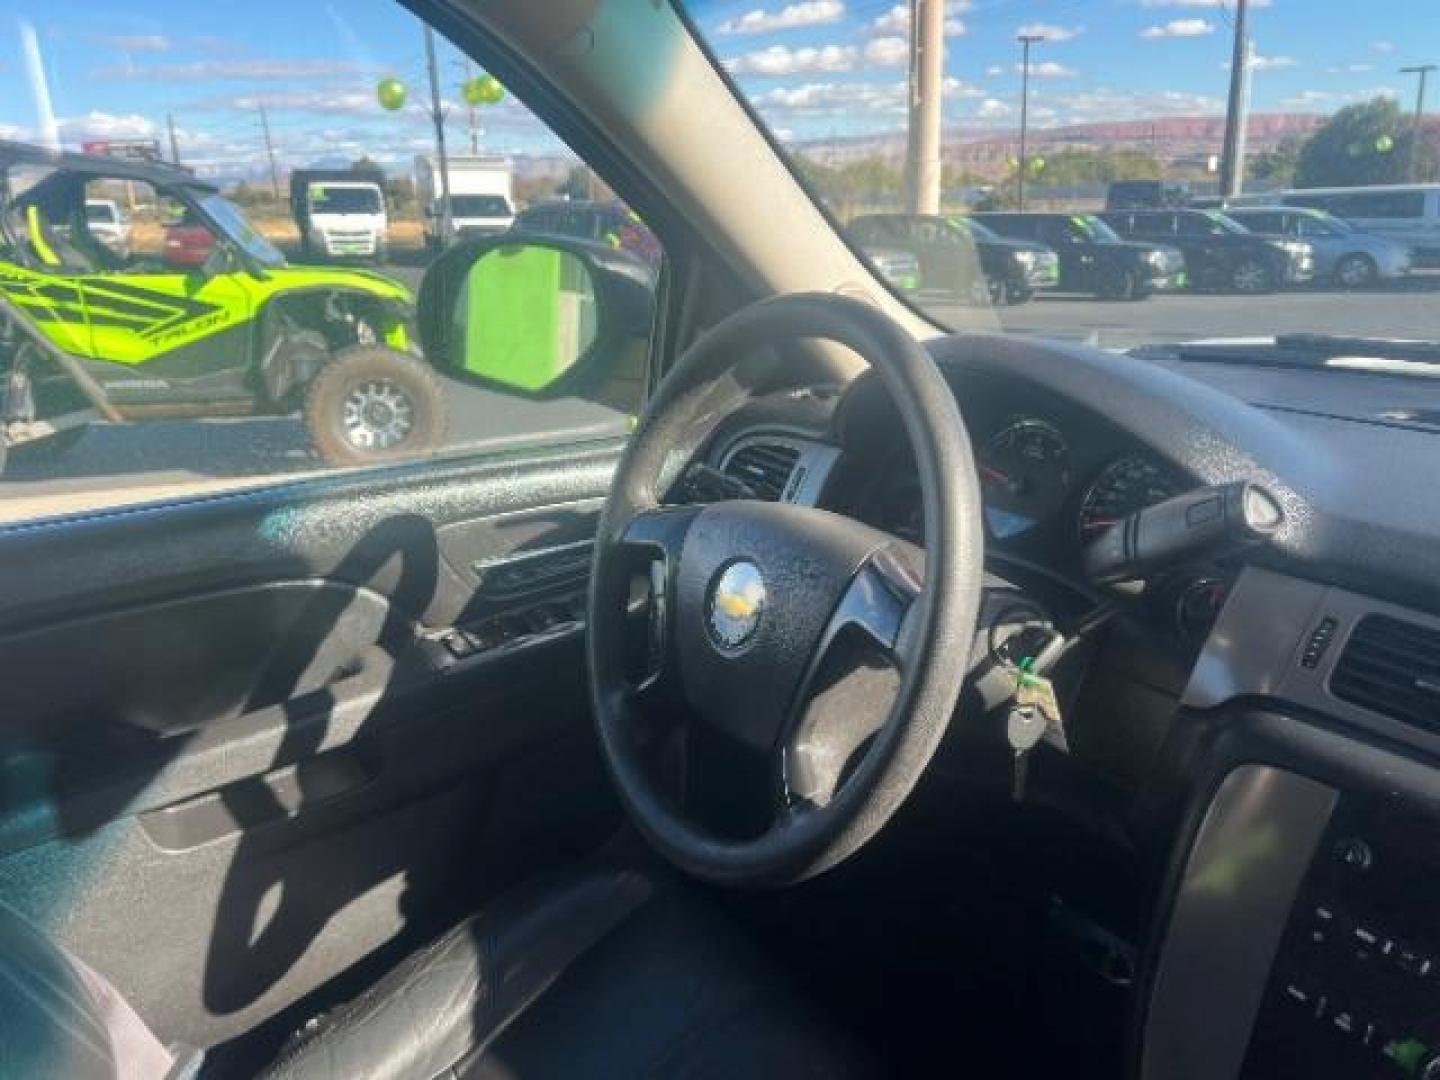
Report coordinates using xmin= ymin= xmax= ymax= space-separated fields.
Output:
xmin=848 ymin=213 xmax=1058 ymax=306
xmin=972 ymin=212 xmax=1186 ymax=300
xmin=1100 ymin=208 xmax=1315 ymax=293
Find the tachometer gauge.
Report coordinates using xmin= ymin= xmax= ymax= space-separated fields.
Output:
xmin=1078 ymin=454 xmax=1187 ymax=541
xmin=979 ymin=419 xmax=1071 ymax=539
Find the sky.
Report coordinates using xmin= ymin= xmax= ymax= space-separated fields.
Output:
xmin=1 ymin=0 xmax=1437 ymax=181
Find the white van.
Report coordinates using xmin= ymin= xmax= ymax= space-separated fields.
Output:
xmin=1280 ymin=184 xmax=1440 ymax=267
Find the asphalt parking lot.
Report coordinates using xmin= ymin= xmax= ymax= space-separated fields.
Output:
xmin=2 ymin=264 xmax=1437 ymax=523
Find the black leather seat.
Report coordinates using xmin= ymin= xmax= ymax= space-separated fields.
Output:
xmin=0 ymin=865 xmax=874 ymax=1078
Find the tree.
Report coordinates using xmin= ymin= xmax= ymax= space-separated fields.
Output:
xmin=1252 ymin=135 xmax=1303 ymax=186
xmin=1294 ymin=97 xmax=1421 ymax=188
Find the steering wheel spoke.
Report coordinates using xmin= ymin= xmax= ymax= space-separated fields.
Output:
xmin=617 ymin=504 xmax=700 ymax=696
xmin=777 ymin=542 xmax=924 ymax=810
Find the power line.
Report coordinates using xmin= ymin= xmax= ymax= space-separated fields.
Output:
xmin=257 ymin=103 xmax=281 ymax=197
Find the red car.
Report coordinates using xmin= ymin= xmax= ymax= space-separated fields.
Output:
xmin=162 ymin=208 xmax=216 ymax=268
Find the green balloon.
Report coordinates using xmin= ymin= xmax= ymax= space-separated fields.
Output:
xmin=377 ymin=77 xmax=408 ymax=112
xmin=464 ymin=74 xmax=505 ymax=106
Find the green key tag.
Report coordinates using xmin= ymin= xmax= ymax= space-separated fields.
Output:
xmin=1017 ymin=659 xmax=1069 ymax=753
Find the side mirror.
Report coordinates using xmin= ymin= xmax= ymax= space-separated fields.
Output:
xmin=416 ymin=236 xmax=656 ymax=402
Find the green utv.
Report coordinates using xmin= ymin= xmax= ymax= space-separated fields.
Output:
xmin=0 ymin=141 xmax=446 ymax=471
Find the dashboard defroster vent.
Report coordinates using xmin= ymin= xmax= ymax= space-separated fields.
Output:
xmin=723 ymin=442 xmax=801 ymax=502
xmin=1330 ymin=614 xmax=1440 ymax=732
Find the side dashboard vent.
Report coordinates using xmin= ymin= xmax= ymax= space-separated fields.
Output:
xmin=1330 ymin=614 xmax=1440 ymax=732
xmin=723 ymin=442 xmax=801 ymax=502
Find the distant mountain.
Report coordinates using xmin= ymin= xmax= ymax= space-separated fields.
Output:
xmin=796 ymin=112 xmax=1327 ymax=171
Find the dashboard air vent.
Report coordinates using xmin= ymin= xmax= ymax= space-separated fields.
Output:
xmin=1331 ymin=614 xmax=1440 ymax=732
xmin=723 ymin=442 xmax=801 ymax=502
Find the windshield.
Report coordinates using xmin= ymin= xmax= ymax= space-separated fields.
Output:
xmin=84 ymin=203 xmax=115 ymax=224
xmin=688 ymin=0 xmax=1440 ymax=349
xmin=948 ymin=216 xmax=997 ymax=241
xmin=451 ymin=194 xmax=512 ymax=217
xmin=309 ymin=186 xmax=382 ymax=214
xmin=198 ymin=195 xmax=286 ymax=267
xmin=1073 ymin=215 xmax=1121 ymax=243
xmin=1203 ymin=210 xmax=1247 ymax=234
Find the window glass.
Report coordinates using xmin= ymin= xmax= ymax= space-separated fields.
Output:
xmin=685 ymin=1 xmax=1440 ymax=351
xmin=0 ymin=2 xmax=659 ymax=523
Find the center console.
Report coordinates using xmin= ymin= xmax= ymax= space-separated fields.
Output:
xmin=1142 ymin=760 xmax=1440 ymax=1080
xmin=1243 ymin=797 xmax=1440 ymax=1079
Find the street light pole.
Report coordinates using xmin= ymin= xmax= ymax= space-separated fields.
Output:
xmin=1016 ymin=34 xmax=1042 ymax=212
xmin=424 ymin=24 xmax=454 ymax=247
xmin=1401 ymin=64 xmax=1437 ymax=182
xmin=904 ymin=0 xmax=944 ymax=215
xmin=1219 ymin=0 xmax=1252 ymax=198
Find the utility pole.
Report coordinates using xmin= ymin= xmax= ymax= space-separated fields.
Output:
xmin=464 ymin=59 xmax=480 ymax=155
xmin=1219 ymin=0 xmax=1252 ymax=198
xmin=424 ymin=24 xmax=454 ymax=246
xmin=167 ymin=112 xmax=181 ymax=165
xmin=1016 ymin=34 xmax=1042 ymax=212
xmin=258 ymin=104 xmax=280 ymax=198
xmin=904 ymin=0 xmax=944 ymax=215
xmin=1401 ymin=64 xmax=1437 ymax=182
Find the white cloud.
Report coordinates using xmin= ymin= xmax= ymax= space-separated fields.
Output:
xmin=724 ymin=43 xmax=858 ymax=74
xmin=727 ymin=32 xmax=936 ymax=74
xmin=1016 ymin=23 xmax=1081 ymax=43
xmin=1049 ymin=87 xmax=1226 ymax=125
xmin=1326 ymin=63 xmax=1375 ymax=74
xmin=1140 ymin=0 xmax=1269 ymax=7
xmin=870 ymin=2 xmax=968 ymax=38
xmin=863 ymin=36 xmax=909 ymax=68
xmin=985 ymin=65 xmax=1006 ymax=77
xmin=57 ymin=111 xmax=160 ymax=143
xmin=1141 ymin=19 xmax=1215 ymax=39
xmin=716 ymin=1 xmax=845 ymax=36
xmin=1249 ymin=53 xmax=1298 ymax=71
xmin=976 ymin=98 xmax=1012 ymax=118
xmin=752 ymin=75 xmax=978 ymax=115
xmin=1282 ymin=90 xmax=1334 ymax=108
xmin=104 ymin=35 xmax=171 ymax=53
xmin=1016 ymin=61 xmax=1078 ymax=78
xmin=211 ymin=90 xmax=383 ymax=117
xmin=93 ymin=58 xmax=378 ymax=82
xmin=1372 ymin=40 xmax=1395 ymax=53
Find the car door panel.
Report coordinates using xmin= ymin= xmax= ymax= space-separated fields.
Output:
xmin=0 ymin=439 xmax=626 ymax=1049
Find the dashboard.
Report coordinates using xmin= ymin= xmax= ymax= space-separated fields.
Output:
xmin=699 ymin=330 xmax=1440 ymax=1080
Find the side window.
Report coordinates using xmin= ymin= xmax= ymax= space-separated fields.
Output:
xmin=1350 ymin=191 xmax=1426 ymax=219
xmin=1176 ymin=214 xmax=1214 ymax=237
xmin=0 ymin=4 xmax=661 ymax=523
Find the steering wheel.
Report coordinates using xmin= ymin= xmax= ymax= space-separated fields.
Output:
xmin=588 ymin=293 xmax=984 ymax=887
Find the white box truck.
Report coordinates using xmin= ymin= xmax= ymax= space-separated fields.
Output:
xmin=290 ymin=168 xmax=389 ymax=262
xmin=416 ymin=155 xmax=515 ymax=248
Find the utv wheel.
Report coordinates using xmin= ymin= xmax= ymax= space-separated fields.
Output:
xmin=1230 ymin=258 xmax=1276 ymax=294
xmin=304 ymin=347 xmax=447 ymax=466
xmin=1335 ymin=253 xmax=1378 ymax=289
xmin=1004 ymin=280 xmax=1034 ymax=305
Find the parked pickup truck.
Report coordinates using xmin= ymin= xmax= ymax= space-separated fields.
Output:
xmin=1100 ymin=208 xmax=1314 ymax=293
xmin=971 ymin=212 xmax=1186 ymax=299
xmin=848 ymin=213 xmax=1058 ymax=306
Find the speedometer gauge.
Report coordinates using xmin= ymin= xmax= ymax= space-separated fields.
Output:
xmin=979 ymin=419 xmax=1071 ymax=540
xmin=1077 ymin=454 xmax=1187 ymax=540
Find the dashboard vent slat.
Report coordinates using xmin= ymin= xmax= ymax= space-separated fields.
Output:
xmin=1331 ymin=615 xmax=1440 ymax=733
xmin=723 ymin=443 xmax=801 ymax=502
